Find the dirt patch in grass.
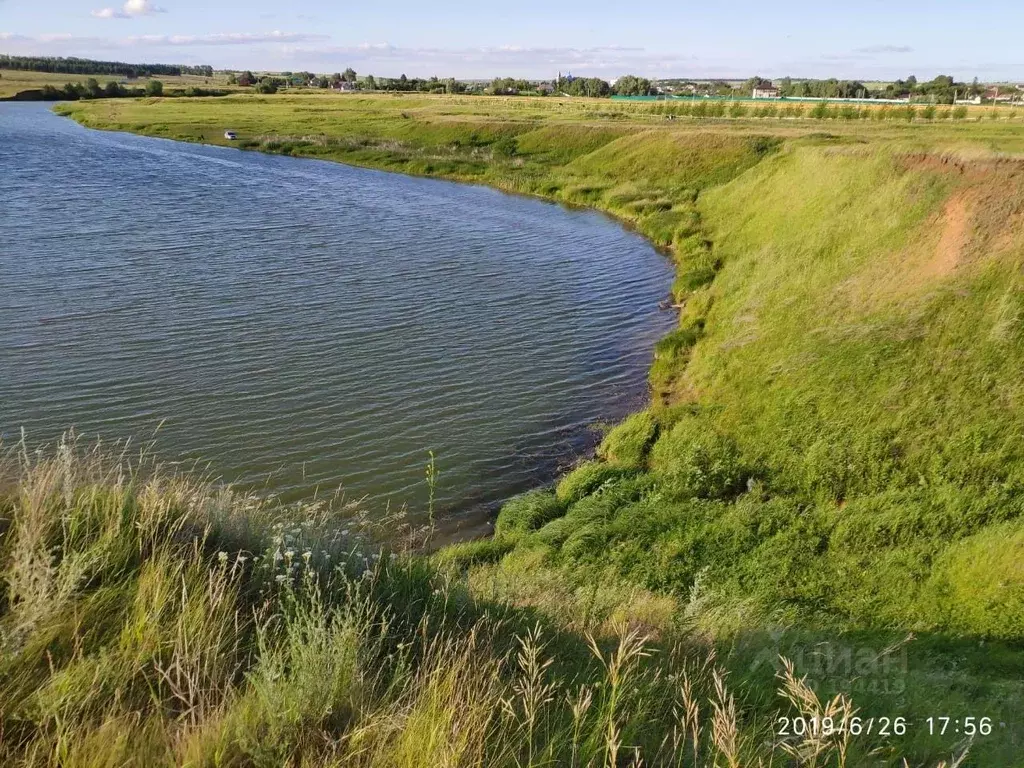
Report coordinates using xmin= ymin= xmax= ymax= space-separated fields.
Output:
xmin=828 ymin=159 xmax=1024 ymax=314
xmin=929 ymin=191 xmax=973 ymax=278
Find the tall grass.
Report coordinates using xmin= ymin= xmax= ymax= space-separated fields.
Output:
xmin=42 ymin=95 xmax=1024 ymax=764
xmin=0 ymin=437 xmax=983 ymax=766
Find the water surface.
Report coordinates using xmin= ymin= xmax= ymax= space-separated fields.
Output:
xmin=0 ymin=104 xmax=673 ymax=532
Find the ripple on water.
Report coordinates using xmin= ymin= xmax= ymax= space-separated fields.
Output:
xmin=0 ymin=104 xmax=674 ymax=533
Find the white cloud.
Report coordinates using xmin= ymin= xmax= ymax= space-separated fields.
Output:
xmin=854 ymin=45 xmax=913 ymax=55
xmin=124 ymin=0 xmax=162 ymax=13
xmin=2 ymin=32 xmax=1014 ymax=81
xmin=283 ymin=43 xmax=696 ymax=78
xmin=127 ymin=31 xmax=328 ymax=46
xmin=92 ymin=0 xmax=165 ymax=19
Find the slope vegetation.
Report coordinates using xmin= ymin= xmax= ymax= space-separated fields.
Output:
xmin=495 ymin=140 xmax=1024 ymax=637
xmin=36 ymin=94 xmax=1024 ymax=763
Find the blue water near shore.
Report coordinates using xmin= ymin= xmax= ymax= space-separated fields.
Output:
xmin=0 ymin=103 xmax=674 ymax=533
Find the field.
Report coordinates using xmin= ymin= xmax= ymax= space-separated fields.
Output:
xmin=0 ymin=69 xmax=241 ymax=99
xmin=6 ymin=92 xmax=1024 ymax=764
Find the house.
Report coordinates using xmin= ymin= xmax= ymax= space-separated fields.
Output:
xmin=536 ymin=82 xmax=554 ymax=95
xmin=333 ymin=81 xmax=357 ymax=92
xmin=752 ymin=84 xmax=780 ymax=99
xmin=984 ymin=87 xmax=1014 ymax=102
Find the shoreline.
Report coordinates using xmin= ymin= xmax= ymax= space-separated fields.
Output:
xmin=38 ymin=102 xmax=687 ymax=540
xmin=51 ymin=101 xmax=682 ymax=259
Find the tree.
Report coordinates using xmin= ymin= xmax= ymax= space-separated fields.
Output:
xmin=365 ymin=74 xmax=377 ymax=90
xmin=343 ymin=67 xmax=357 ymax=83
xmin=103 ymin=80 xmax=122 ymax=97
xmin=238 ymin=71 xmax=255 ymax=87
xmin=85 ymin=78 xmax=103 ymax=98
xmin=145 ymin=79 xmax=163 ymax=96
xmin=613 ymin=74 xmax=652 ymax=97
xmin=226 ymin=72 xmax=237 ymax=85
xmin=255 ymin=78 xmax=278 ymax=94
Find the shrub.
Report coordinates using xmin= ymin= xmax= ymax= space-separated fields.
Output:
xmin=492 ymin=135 xmax=518 ymax=157
xmin=494 ymin=490 xmax=564 ymax=541
xmin=649 ymin=417 xmax=746 ymax=500
xmin=145 ymin=79 xmax=163 ymax=97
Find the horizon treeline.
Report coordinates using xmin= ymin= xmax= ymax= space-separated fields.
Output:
xmin=746 ymin=73 xmax=993 ymax=103
xmin=17 ymin=78 xmax=227 ymax=102
xmin=1 ymin=53 xmax=213 ymax=78
xmin=247 ymin=68 xmax=1010 ymax=104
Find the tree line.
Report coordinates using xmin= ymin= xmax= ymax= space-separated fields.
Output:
xmin=748 ymin=74 xmax=995 ymax=104
xmin=16 ymin=78 xmax=226 ymax=102
xmin=219 ymin=66 xmax=657 ymax=98
xmin=1 ymin=54 xmax=213 ymax=78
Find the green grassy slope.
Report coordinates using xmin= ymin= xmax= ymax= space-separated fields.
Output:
xmin=32 ymin=94 xmax=1024 ymax=763
xmin=491 ymin=141 xmax=1024 ymax=637
xmin=4 ymin=443 xmax=979 ymax=767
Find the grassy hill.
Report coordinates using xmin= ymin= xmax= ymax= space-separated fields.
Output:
xmin=7 ymin=93 xmax=1023 ymax=763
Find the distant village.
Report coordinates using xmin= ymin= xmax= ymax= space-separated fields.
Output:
xmin=237 ymin=67 xmax=1024 ymax=105
xmin=4 ymin=55 xmax=1022 ymax=106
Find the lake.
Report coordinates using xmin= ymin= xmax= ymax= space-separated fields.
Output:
xmin=0 ymin=103 xmax=674 ymax=535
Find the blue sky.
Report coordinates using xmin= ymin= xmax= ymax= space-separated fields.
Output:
xmin=2 ymin=0 xmax=1022 ymax=81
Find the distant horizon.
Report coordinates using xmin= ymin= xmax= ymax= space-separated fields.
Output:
xmin=3 ymin=0 xmax=1023 ymax=82
xmin=2 ymin=53 xmax=1016 ymax=87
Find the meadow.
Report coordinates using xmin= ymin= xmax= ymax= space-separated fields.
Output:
xmin=0 ymin=69 xmax=242 ymax=99
xmin=6 ymin=91 xmax=1024 ymax=764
